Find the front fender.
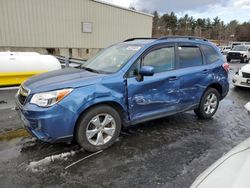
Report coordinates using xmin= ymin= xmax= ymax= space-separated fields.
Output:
xmin=59 ymin=84 xmax=127 ymax=122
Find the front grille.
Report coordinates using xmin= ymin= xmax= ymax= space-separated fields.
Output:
xmin=17 ymin=85 xmax=30 ymax=105
xmin=242 ymin=72 xmax=250 ymax=78
xmin=228 ymin=52 xmax=241 ymax=58
xmin=18 ymin=94 xmax=27 ymax=105
xmin=240 ymin=82 xmax=250 ymax=86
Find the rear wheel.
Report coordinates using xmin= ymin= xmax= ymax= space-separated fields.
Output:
xmin=194 ymin=88 xmax=220 ymax=119
xmin=227 ymin=58 xmax=231 ymax=62
xmin=76 ymin=105 xmax=121 ymax=152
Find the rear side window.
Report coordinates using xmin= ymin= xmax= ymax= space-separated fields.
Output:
xmin=201 ymin=45 xmax=220 ymax=64
xmin=178 ymin=46 xmax=203 ymax=68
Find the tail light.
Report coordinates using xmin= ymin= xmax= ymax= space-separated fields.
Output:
xmin=223 ymin=62 xmax=230 ymax=72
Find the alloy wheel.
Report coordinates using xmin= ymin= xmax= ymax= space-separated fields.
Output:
xmin=86 ymin=113 xmax=116 ymax=146
xmin=204 ymin=93 xmax=218 ymax=115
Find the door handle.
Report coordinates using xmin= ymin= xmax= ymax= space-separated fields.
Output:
xmin=202 ymin=69 xmax=209 ymax=74
xmin=168 ymin=76 xmax=178 ymax=81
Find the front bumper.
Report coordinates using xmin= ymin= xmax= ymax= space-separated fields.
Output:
xmin=15 ymin=97 xmax=78 ymax=143
xmin=232 ymin=74 xmax=250 ymax=88
xmin=227 ymin=53 xmax=243 ymax=60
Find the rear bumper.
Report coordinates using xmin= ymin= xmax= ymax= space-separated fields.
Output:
xmin=15 ymin=97 xmax=78 ymax=143
xmin=232 ymin=75 xmax=250 ymax=88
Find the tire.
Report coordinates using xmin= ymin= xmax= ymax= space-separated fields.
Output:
xmin=241 ymin=56 xmax=247 ymax=63
xmin=194 ymin=88 xmax=220 ymax=119
xmin=76 ymin=105 xmax=121 ymax=152
xmin=227 ymin=58 xmax=231 ymax=62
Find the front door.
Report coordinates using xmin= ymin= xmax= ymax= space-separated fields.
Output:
xmin=126 ymin=45 xmax=181 ymax=122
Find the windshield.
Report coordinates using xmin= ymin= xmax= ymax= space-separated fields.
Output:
xmin=82 ymin=43 xmax=142 ymax=74
xmin=233 ymin=45 xmax=248 ymax=51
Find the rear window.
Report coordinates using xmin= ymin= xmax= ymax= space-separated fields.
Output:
xmin=201 ymin=45 xmax=220 ymax=64
xmin=178 ymin=46 xmax=203 ymax=68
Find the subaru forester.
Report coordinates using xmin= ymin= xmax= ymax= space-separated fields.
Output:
xmin=16 ymin=36 xmax=229 ymax=152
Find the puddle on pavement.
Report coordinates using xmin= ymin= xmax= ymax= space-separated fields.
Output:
xmin=0 ymin=129 xmax=85 ymax=173
xmin=0 ymin=137 xmax=23 ymax=163
xmin=0 ymin=129 xmax=30 ymax=141
xmin=0 ymin=129 xmax=31 ymax=162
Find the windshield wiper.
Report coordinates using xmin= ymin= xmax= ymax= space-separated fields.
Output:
xmin=82 ymin=66 xmax=113 ymax=74
xmin=82 ymin=66 xmax=101 ymax=74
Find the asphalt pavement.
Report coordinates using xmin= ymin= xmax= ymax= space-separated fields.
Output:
xmin=0 ymin=62 xmax=250 ymax=188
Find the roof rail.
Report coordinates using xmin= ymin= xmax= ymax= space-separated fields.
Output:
xmin=124 ymin=38 xmax=156 ymax=42
xmin=158 ymin=36 xmax=208 ymax=42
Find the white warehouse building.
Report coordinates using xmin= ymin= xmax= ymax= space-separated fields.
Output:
xmin=0 ymin=0 xmax=153 ymax=59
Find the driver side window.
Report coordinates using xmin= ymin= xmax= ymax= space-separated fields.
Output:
xmin=127 ymin=46 xmax=175 ymax=77
xmin=143 ymin=47 xmax=175 ymax=73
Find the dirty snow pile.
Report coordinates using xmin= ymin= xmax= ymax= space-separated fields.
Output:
xmin=27 ymin=151 xmax=76 ymax=172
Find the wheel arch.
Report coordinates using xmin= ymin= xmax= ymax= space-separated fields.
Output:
xmin=206 ymin=83 xmax=223 ymax=99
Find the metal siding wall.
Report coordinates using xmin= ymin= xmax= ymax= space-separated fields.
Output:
xmin=0 ymin=0 xmax=152 ymax=49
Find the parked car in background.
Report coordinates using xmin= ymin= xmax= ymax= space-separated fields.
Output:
xmin=191 ymin=103 xmax=250 ymax=188
xmin=232 ymin=63 xmax=250 ymax=88
xmin=227 ymin=45 xmax=250 ymax=63
xmin=15 ymin=36 xmax=229 ymax=152
xmin=0 ymin=52 xmax=61 ymax=87
xmin=245 ymin=102 xmax=250 ymax=114
xmin=219 ymin=46 xmax=231 ymax=55
xmin=191 ymin=138 xmax=250 ymax=188
xmin=231 ymin=42 xmax=244 ymax=49
xmin=230 ymin=42 xmax=250 ymax=49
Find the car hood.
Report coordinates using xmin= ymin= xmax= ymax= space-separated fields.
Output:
xmin=229 ymin=50 xmax=246 ymax=54
xmin=191 ymin=137 xmax=250 ymax=188
xmin=241 ymin=64 xmax=250 ymax=73
xmin=23 ymin=68 xmax=105 ymax=93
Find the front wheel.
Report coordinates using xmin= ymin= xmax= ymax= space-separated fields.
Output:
xmin=76 ymin=105 xmax=121 ymax=152
xmin=194 ymin=88 xmax=220 ymax=119
xmin=241 ymin=56 xmax=247 ymax=63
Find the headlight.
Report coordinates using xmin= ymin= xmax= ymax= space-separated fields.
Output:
xmin=238 ymin=69 xmax=243 ymax=76
xmin=30 ymin=88 xmax=73 ymax=107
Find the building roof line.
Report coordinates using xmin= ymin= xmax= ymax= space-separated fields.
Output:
xmin=91 ymin=0 xmax=154 ymax=17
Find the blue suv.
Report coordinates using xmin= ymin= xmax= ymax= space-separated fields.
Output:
xmin=16 ymin=36 xmax=229 ymax=152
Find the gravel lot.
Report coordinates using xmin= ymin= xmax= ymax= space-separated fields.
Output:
xmin=0 ymin=62 xmax=249 ymax=188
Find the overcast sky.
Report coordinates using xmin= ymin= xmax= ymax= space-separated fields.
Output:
xmin=101 ymin=0 xmax=250 ymax=23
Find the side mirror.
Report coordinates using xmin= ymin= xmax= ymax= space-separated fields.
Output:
xmin=139 ymin=66 xmax=154 ymax=77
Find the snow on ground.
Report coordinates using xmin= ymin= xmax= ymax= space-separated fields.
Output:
xmin=27 ymin=151 xmax=76 ymax=172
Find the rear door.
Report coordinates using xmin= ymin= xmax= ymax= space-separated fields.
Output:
xmin=176 ymin=43 xmax=210 ymax=108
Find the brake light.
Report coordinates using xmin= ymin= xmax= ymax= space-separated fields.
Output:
xmin=223 ymin=62 xmax=230 ymax=72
